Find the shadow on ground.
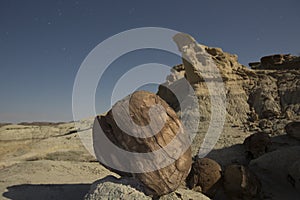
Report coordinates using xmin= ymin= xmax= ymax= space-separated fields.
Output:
xmin=3 ymin=183 xmax=91 ymax=200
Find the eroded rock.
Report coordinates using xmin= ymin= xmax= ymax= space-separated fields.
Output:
xmin=249 ymin=54 xmax=300 ymax=70
xmin=93 ymin=91 xmax=192 ymax=196
xmin=84 ymin=176 xmax=151 ymax=200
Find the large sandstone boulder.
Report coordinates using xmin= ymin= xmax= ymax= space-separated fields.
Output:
xmin=186 ymin=158 xmax=222 ymax=198
xmin=250 ymin=54 xmax=300 ymax=70
xmin=93 ymin=91 xmax=192 ymax=196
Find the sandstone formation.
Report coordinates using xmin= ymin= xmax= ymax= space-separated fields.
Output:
xmin=158 ymin=33 xmax=300 ymax=157
xmin=243 ymin=132 xmax=271 ymax=159
xmin=224 ymin=164 xmax=261 ymax=200
xmin=186 ymin=158 xmax=222 ymax=198
xmin=85 ymin=176 xmax=211 ymax=200
xmin=249 ymin=54 xmax=300 ymax=70
xmin=93 ymin=91 xmax=192 ymax=196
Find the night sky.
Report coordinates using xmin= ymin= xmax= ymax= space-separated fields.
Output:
xmin=1 ymin=0 xmax=300 ymax=122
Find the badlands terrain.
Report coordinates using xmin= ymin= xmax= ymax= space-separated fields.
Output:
xmin=0 ymin=33 xmax=300 ymax=200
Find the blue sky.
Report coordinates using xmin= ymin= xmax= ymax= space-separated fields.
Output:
xmin=1 ymin=0 xmax=300 ymax=122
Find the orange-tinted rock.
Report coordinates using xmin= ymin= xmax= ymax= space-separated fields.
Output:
xmin=93 ymin=91 xmax=192 ymax=196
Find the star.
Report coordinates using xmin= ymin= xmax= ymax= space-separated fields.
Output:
xmin=57 ymin=9 xmax=63 ymax=16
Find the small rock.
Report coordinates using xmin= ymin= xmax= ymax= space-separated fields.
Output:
xmin=84 ymin=176 xmax=151 ymax=200
xmin=223 ymin=164 xmax=261 ymax=200
xmin=243 ymin=132 xmax=271 ymax=159
xmin=285 ymin=121 xmax=300 ymax=140
xmin=186 ymin=158 xmax=222 ymax=198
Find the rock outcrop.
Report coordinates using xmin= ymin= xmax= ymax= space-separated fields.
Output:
xmin=249 ymin=54 xmax=300 ymax=70
xmin=158 ymin=33 xmax=300 ymax=157
xmin=93 ymin=91 xmax=192 ymax=196
xmin=84 ymin=176 xmax=151 ymax=200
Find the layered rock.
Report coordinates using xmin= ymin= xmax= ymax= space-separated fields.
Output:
xmin=93 ymin=91 xmax=192 ymax=196
xmin=249 ymin=54 xmax=300 ymax=70
xmin=158 ymin=33 xmax=300 ymax=150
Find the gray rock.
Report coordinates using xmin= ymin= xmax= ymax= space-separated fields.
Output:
xmin=84 ymin=176 xmax=151 ymax=200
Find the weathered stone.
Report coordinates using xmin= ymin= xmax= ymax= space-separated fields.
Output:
xmin=285 ymin=121 xmax=300 ymax=140
xmin=85 ymin=176 xmax=212 ymax=200
xmin=93 ymin=91 xmax=192 ymax=196
xmin=250 ymin=54 xmax=300 ymax=70
xmin=243 ymin=132 xmax=271 ymax=159
xmin=186 ymin=158 xmax=222 ymax=198
xmin=224 ymin=164 xmax=261 ymax=200
xmin=248 ymin=75 xmax=281 ymax=119
xmin=84 ymin=176 xmax=151 ymax=200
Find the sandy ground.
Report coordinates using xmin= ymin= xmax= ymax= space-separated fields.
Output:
xmin=0 ymin=121 xmax=299 ymax=200
xmin=0 ymin=123 xmax=118 ymax=200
